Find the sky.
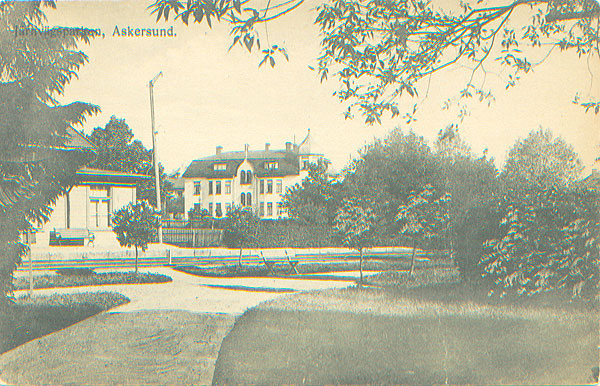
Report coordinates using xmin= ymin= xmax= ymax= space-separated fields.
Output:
xmin=45 ymin=0 xmax=599 ymax=175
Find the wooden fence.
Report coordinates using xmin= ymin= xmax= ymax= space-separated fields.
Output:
xmin=162 ymin=228 xmax=223 ymax=248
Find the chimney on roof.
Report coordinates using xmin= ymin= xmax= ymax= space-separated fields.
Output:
xmin=244 ymin=144 xmax=249 ymax=159
xmin=285 ymin=142 xmax=292 ymax=152
xmin=265 ymin=143 xmax=270 ymax=151
xmin=216 ymin=146 xmax=223 ymax=155
xmin=293 ymin=144 xmax=299 ymax=153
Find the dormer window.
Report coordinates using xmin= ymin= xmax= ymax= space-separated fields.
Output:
xmin=213 ymin=163 xmax=227 ymax=171
xmin=265 ymin=162 xmax=278 ymax=170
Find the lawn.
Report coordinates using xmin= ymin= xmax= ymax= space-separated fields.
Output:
xmin=13 ymin=270 xmax=172 ymax=290
xmin=0 ymin=310 xmax=235 ymax=386
xmin=176 ymin=257 xmax=453 ymax=278
xmin=0 ymin=292 xmax=129 ymax=354
xmin=213 ymin=274 xmax=599 ymax=385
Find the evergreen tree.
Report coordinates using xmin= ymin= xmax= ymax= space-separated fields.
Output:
xmin=0 ymin=1 xmax=99 ymax=303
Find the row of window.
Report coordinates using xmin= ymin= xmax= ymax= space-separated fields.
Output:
xmin=259 ymin=202 xmax=284 ymax=217
xmin=193 ymin=179 xmax=283 ymax=196
xmin=259 ymin=179 xmax=282 ymax=194
xmin=193 ymin=200 xmax=285 ymax=218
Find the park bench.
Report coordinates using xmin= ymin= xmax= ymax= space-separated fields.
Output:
xmin=51 ymin=228 xmax=95 ymax=246
xmin=259 ymin=250 xmax=300 ymax=275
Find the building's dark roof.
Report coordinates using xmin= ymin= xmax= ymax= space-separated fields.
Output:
xmin=168 ymin=177 xmax=185 ymax=190
xmin=66 ymin=127 xmax=97 ymax=150
xmin=582 ymin=170 xmax=600 ymax=190
xmin=182 ymin=150 xmax=300 ymax=179
xmin=20 ymin=126 xmax=97 ymax=152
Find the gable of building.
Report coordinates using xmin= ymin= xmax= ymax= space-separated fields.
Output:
xmin=182 ymin=150 xmax=300 ymax=179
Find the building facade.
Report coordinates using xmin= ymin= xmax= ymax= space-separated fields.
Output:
xmin=31 ymin=167 xmax=149 ymax=248
xmin=23 ymin=127 xmax=149 ymax=248
xmin=181 ymin=131 xmax=327 ymax=219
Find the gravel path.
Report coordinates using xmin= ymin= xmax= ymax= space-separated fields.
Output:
xmin=2 ymin=267 xmax=364 ymax=385
xmin=13 ymin=267 xmax=360 ymax=314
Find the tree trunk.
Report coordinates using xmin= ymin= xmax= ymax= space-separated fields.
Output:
xmin=409 ymin=239 xmax=417 ymax=276
xmin=359 ymin=248 xmax=364 ymax=286
xmin=238 ymin=246 xmax=243 ymax=268
xmin=135 ymin=246 xmax=139 ymax=273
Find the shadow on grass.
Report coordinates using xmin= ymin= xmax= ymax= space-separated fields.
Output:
xmin=0 ymin=292 xmax=129 ymax=354
xmin=213 ymin=305 xmax=598 ymax=385
xmin=200 ymin=284 xmax=297 ymax=293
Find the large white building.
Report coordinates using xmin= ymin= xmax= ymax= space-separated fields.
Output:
xmin=181 ymin=130 xmax=327 ymax=219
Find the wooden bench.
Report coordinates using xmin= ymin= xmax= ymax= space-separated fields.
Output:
xmin=259 ymin=250 xmax=299 ymax=275
xmin=51 ymin=228 xmax=95 ymax=246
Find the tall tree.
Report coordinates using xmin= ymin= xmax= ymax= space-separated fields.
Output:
xmin=333 ymin=198 xmax=377 ymax=284
xmin=481 ymin=129 xmax=598 ymax=299
xmin=150 ymin=0 xmax=600 ymax=122
xmin=88 ymin=116 xmax=173 ymax=208
xmin=344 ymin=128 xmax=440 ymax=241
xmin=0 ymin=1 xmax=99 ymax=303
xmin=283 ymin=161 xmax=344 ymax=225
xmin=89 ymin=116 xmax=151 ymax=174
xmin=502 ymin=128 xmax=584 ymax=192
xmin=433 ymin=126 xmax=500 ymax=269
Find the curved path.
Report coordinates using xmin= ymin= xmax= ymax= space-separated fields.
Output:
xmin=0 ymin=268 xmax=366 ymax=385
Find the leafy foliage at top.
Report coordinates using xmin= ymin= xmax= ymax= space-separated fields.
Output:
xmin=149 ymin=0 xmax=599 ymax=123
xmin=315 ymin=0 xmax=600 ymax=123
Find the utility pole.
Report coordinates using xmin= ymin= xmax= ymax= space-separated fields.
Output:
xmin=149 ymin=71 xmax=163 ymax=243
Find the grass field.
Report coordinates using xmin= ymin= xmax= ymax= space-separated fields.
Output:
xmin=0 ymin=292 xmax=129 ymax=354
xmin=213 ymin=284 xmax=599 ymax=385
xmin=13 ymin=271 xmax=172 ymax=290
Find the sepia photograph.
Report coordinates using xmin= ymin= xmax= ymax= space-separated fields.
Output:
xmin=0 ymin=0 xmax=599 ymax=384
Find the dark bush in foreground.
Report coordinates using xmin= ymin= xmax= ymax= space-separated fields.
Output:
xmin=14 ymin=271 xmax=172 ymax=290
xmin=0 ymin=292 xmax=129 ymax=354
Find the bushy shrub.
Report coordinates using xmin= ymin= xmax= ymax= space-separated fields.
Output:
xmin=253 ymin=220 xmax=337 ymax=248
xmin=14 ymin=272 xmax=172 ymax=290
xmin=481 ymin=187 xmax=599 ymax=299
xmin=55 ymin=268 xmax=96 ymax=277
